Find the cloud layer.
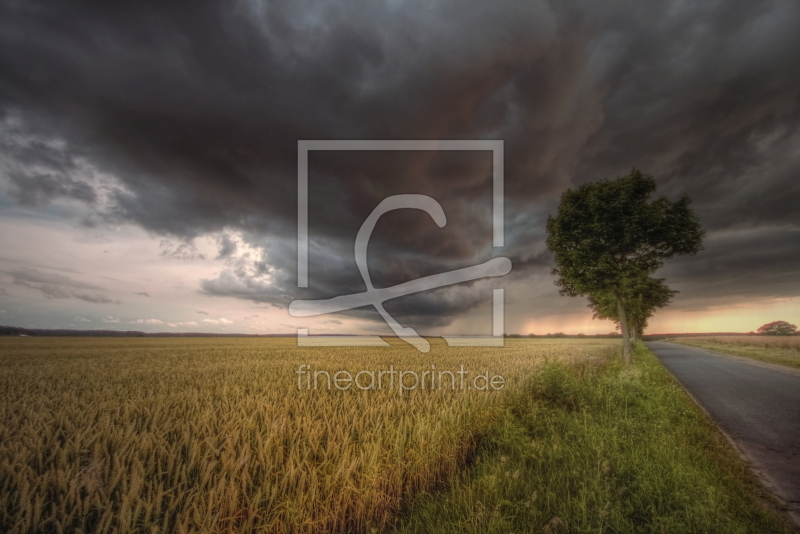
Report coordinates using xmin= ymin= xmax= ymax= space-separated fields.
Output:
xmin=1 ymin=0 xmax=799 ymax=331
xmin=8 ymin=268 xmax=120 ymax=304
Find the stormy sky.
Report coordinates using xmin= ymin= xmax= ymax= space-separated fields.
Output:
xmin=1 ymin=0 xmax=799 ymax=335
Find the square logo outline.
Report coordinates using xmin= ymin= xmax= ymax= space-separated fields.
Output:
xmin=296 ymin=140 xmax=505 ymax=347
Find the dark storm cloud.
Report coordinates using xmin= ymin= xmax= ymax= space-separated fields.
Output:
xmin=0 ymin=117 xmax=99 ymax=208
xmin=1 ymin=0 xmax=799 ymax=327
xmin=658 ymin=227 xmax=800 ymax=301
xmin=9 ymin=268 xmax=120 ymax=304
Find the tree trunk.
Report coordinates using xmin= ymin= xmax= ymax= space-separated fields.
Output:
xmin=616 ymin=293 xmax=632 ymax=364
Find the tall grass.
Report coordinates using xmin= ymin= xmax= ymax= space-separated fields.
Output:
xmin=397 ymin=343 xmax=793 ymax=533
xmin=0 ymin=337 xmax=613 ymax=533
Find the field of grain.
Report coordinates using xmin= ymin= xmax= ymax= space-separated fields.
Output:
xmin=672 ymin=335 xmax=800 ymax=368
xmin=0 ymin=337 xmax=617 ymax=533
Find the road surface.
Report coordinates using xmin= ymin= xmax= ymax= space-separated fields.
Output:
xmin=647 ymin=341 xmax=800 ymax=517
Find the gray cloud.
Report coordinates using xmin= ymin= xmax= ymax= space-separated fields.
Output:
xmin=9 ymin=268 xmax=120 ymax=304
xmin=8 ymin=172 xmax=96 ymax=206
xmin=1 ymin=0 xmax=799 ymax=327
xmin=159 ymin=240 xmax=206 ymax=261
xmin=216 ymin=234 xmax=237 ymax=259
xmin=0 ymin=118 xmax=99 ymax=207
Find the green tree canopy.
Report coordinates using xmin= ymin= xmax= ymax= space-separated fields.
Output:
xmin=546 ymin=169 xmax=704 ymax=363
xmin=757 ymin=321 xmax=797 ymax=336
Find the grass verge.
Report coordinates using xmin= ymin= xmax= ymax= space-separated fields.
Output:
xmin=668 ymin=339 xmax=800 ymax=369
xmin=395 ymin=343 xmax=794 ymax=533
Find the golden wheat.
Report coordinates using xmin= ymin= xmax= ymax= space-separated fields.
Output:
xmin=0 ymin=337 xmax=617 ymax=533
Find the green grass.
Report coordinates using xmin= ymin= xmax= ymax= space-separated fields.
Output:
xmin=670 ymin=339 xmax=800 ymax=369
xmin=395 ymin=343 xmax=794 ymax=533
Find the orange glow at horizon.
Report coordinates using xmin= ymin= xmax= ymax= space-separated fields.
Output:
xmin=520 ymin=297 xmax=800 ymax=335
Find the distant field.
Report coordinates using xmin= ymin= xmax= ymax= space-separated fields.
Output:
xmin=670 ymin=335 xmax=800 ymax=369
xmin=0 ymin=337 xmax=791 ymax=533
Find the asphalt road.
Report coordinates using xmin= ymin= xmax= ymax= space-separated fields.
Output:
xmin=647 ymin=341 xmax=800 ymax=511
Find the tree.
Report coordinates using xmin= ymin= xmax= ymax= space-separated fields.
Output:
xmin=546 ymin=169 xmax=704 ymax=363
xmin=587 ymin=275 xmax=677 ymax=342
xmin=757 ymin=321 xmax=797 ymax=336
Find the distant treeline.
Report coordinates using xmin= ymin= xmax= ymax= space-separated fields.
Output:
xmin=3 ymin=325 xmax=791 ymax=339
xmin=641 ymin=332 xmax=774 ymax=341
xmin=510 ymin=332 xmax=793 ymax=340
xmin=506 ymin=333 xmax=623 ymax=339
xmin=0 ymin=326 xmax=292 ymax=337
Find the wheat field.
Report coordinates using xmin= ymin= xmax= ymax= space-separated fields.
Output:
xmin=0 ymin=337 xmax=617 ymax=533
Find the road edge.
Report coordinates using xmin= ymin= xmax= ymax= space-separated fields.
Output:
xmin=645 ymin=342 xmax=800 ymax=529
